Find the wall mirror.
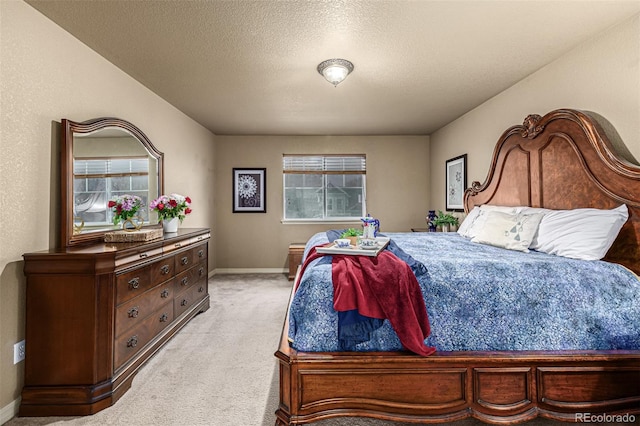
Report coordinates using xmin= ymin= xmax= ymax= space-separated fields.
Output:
xmin=61 ymin=117 xmax=164 ymax=247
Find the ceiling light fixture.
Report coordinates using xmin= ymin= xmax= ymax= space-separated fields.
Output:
xmin=317 ymin=58 xmax=354 ymax=87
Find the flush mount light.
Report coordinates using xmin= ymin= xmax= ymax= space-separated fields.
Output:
xmin=317 ymin=58 xmax=354 ymax=87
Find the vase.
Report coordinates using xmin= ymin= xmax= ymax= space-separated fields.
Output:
xmin=427 ymin=210 xmax=437 ymax=232
xmin=122 ymin=216 xmax=143 ymax=232
xmin=162 ymin=217 xmax=179 ymax=233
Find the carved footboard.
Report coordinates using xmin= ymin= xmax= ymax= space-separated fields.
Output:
xmin=275 ymin=342 xmax=640 ymax=425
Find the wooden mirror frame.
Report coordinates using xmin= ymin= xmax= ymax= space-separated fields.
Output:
xmin=61 ymin=117 xmax=164 ymax=247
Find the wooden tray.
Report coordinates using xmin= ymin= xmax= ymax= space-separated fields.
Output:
xmin=104 ymin=227 xmax=163 ymax=243
xmin=316 ymin=237 xmax=390 ymax=257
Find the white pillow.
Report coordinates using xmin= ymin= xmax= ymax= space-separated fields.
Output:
xmin=471 ymin=211 xmax=545 ymax=252
xmin=519 ymin=206 xmax=551 ymax=216
xmin=457 ymin=206 xmax=480 ymax=238
xmin=531 ymin=204 xmax=628 ymax=260
xmin=463 ymin=204 xmax=522 ymax=239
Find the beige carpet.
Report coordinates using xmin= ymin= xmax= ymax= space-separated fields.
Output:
xmin=6 ymin=274 xmax=575 ymax=426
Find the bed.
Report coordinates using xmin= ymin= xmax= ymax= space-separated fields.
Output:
xmin=274 ymin=109 xmax=640 ymax=425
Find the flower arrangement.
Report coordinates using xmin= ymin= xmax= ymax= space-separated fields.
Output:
xmin=108 ymin=194 xmax=143 ymax=226
xmin=150 ymin=193 xmax=192 ymax=222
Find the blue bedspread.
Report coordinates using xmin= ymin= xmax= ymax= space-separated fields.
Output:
xmin=289 ymin=231 xmax=640 ymax=352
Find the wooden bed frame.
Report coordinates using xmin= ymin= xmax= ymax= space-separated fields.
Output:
xmin=274 ymin=109 xmax=640 ymax=425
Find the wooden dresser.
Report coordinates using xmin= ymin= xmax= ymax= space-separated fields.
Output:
xmin=20 ymin=228 xmax=210 ymax=417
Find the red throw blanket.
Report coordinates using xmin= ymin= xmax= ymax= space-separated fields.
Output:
xmin=295 ymin=245 xmax=435 ymax=357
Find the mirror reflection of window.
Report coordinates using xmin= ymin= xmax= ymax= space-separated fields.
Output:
xmin=73 ymin=157 xmax=150 ymax=226
xmin=73 ymin=132 xmax=156 ymax=231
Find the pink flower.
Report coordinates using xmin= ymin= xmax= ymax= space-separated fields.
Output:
xmin=108 ymin=194 xmax=142 ymax=226
xmin=150 ymin=193 xmax=193 ymax=223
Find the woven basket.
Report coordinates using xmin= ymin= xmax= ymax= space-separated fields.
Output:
xmin=104 ymin=228 xmax=163 ymax=243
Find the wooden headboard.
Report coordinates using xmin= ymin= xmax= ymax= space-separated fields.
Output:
xmin=464 ymin=108 xmax=640 ymax=275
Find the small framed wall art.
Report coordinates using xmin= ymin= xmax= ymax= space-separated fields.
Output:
xmin=445 ymin=154 xmax=467 ymax=211
xmin=233 ymin=168 xmax=266 ymax=213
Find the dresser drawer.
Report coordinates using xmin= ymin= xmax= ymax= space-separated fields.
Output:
xmin=115 ymin=279 xmax=175 ymax=337
xmin=115 ymin=247 xmax=163 ymax=268
xmin=174 ymin=244 xmax=207 ymax=274
xmin=174 ymin=267 xmax=196 ymax=294
xmin=194 ymin=260 xmax=207 ymax=283
xmin=114 ymin=300 xmax=174 ymax=370
xmin=174 ymin=249 xmax=193 ymax=274
xmin=175 ymin=260 xmax=207 ymax=294
xmin=174 ymin=280 xmax=208 ymax=318
xmin=116 ymin=265 xmax=152 ymax=305
xmin=193 ymin=244 xmax=207 ymax=264
xmin=150 ymin=255 xmax=175 ymax=286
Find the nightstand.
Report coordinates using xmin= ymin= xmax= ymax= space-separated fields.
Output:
xmin=288 ymin=243 xmax=306 ymax=280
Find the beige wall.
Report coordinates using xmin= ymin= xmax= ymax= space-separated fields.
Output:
xmin=430 ymin=14 xmax=640 ymax=212
xmin=214 ymin=135 xmax=430 ymax=270
xmin=3 ymin=0 xmax=640 ymax=422
xmin=0 ymin=1 xmax=215 ymax=420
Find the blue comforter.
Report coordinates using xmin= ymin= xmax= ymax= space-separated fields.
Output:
xmin=289 ymin=231 xmax=640 ymax=352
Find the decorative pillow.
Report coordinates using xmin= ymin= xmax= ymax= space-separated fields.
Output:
xmin=471 ymin=211 xmax=545 ymax=252
xmin=462 ymin=204 xmax=522 ymax=240
xmin=530 ymin=204 xmax=628 ymax=260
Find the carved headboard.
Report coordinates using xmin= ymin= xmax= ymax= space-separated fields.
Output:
xmin=464 ymin=109 xmax=640 ymax=274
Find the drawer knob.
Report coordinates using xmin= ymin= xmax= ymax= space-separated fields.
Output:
xmin=198 ymin=286 xmax=204 ymax=293
xmin=128 ymin=307 xmax=139 ymax=318
xmin=181 ymin=277 xmax=189 ymax=286
xmin=198 ymin=249 xmax=204 ymax=258
xmin=198 ymin=267 xmax=204 ymax=277
xmin=127 ymin=336 xmax=138 ymax=348
xmin=128 ymin=277 xmax=140 ymax=289
xmin=161 ymin=289 xmax=170 ymax=298
xmin=160 ymin=313 xmax=168 ymax=323
xmin=160 ymin=264 xmax=170 ymax=275
xmin=180 ymin=256 xmax=189 ymax=266
xmin=181 ymin=299 xmax=189 ymax=306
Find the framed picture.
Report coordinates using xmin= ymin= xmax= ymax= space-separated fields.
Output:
xmin=445 ymin=154 xmax=467 ymax=211
xmin=233 ymin=168 xmax=266 ymax=213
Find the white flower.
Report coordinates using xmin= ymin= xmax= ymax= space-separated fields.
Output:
xmin=238 ymin=175 xmax=257 ymax=199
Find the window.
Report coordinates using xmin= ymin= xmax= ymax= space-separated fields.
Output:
xmin=283 ymin=154 xmax=366 ymax=221
xmin=73 ymin=156 xmax=150 ymax=225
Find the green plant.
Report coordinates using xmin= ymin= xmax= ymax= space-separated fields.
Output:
xmin=341 ymin=228 xmax=363 ymax=237
xmin=432 ymin=210 xmax=459 ymax=227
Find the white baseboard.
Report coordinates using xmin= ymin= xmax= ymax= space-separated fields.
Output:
xmin=0 ymin=397 xmax=19 ymax=425
xmin=213 ymin=268 xmax=287 ymax=275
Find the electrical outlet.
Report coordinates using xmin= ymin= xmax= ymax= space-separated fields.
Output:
xmin=13 ymin=340 xmax=25 ymax=364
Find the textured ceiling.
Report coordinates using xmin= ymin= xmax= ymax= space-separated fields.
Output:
xmin=25 ymin=0 xmax=640 ymax=135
